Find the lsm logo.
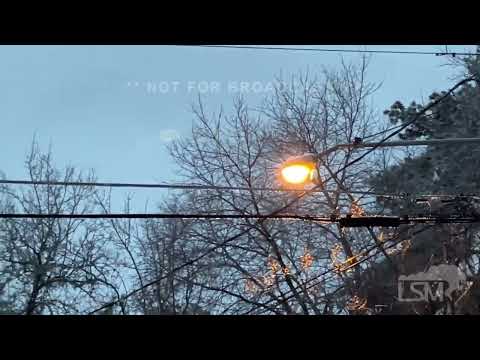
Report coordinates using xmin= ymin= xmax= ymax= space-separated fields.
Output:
xmin=397 ymin=264 xmax=467 ymax=302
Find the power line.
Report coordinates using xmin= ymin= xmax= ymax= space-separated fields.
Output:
xmin=0 ymin=179 xmax=258 ymax=190
xmin=363 ymin=124 xmax=406 ymax=141
xmin=363 ymin=102 xmax=445 ymax=141
xmin=0 ymin=178 xmax=406 ymax=197
xmin=3 ymin=179 xmax=480 ymax=201
xmin=179 ymin=45 xmax=477 ymax=57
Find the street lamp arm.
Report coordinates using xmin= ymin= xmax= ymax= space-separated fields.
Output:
xmin=317 ymin=137 xmax=480 ymax=156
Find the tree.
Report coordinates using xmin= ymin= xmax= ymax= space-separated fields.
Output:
xmin=0 ymin=140 xmax=119 ymax=314
xmin=367 ymin=52 xmax=480 ymax=314
xmin=160 ymin=56 xmax=387 ymax=314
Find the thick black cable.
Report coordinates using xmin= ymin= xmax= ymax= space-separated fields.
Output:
xmin=363 ymin=124 xmax=406 ymax=140
xmin=1 ymin=213 xmax=478 ymax=225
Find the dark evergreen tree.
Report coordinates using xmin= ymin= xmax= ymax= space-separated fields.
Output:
xmin=366 ymin=51 xmax=480 ymax=314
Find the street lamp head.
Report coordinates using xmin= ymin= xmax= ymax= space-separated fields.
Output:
xmin=278 ymin=153 xmax=318 ymax=186
xmin=281 ymin=164 xmax=313 ymax=184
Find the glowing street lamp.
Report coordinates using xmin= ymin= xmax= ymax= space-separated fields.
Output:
xmin=281 ymin=165 xmax=313 ymax=184
xmin=278 ymin=153 xmax=318 ymax=186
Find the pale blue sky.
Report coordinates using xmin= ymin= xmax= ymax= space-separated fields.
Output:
xmin=0 ymin=45 xmax=476 ymax=210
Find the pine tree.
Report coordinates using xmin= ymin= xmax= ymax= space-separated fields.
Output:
xmin=366 ymin=52 xmax=480 ymax=314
